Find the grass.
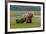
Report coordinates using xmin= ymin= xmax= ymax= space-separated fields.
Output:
xmin=10 ymin=17 xmax=41 ymax=29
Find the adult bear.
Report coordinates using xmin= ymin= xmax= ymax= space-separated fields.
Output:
xmin=23 ymin=13 xmax=33 ymax=23
xmin=16 ymin=13 xmax=33 ymax=24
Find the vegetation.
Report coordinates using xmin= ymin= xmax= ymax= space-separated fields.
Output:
xmin=10 ymin=17 xmax=41 ymax=29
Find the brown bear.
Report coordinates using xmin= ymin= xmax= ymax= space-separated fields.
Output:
xmin=16 ymin=13 xmax=33 ymax=24
xmin=26 ymin=13 xmax=33 ymax=23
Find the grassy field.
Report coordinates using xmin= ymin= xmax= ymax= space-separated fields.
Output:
xmin=10 ymin=17 xmax=41 ymax=29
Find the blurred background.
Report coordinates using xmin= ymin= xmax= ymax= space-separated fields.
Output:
xmin=10 ymin=5 xmax=41 ymax=18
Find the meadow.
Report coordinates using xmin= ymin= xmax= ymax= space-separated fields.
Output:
xmin=10 ymin=17 xmax=41 ymax=29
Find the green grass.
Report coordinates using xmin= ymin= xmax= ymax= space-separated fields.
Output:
xmin=10 ymin=17 xmax=41 ymax=29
